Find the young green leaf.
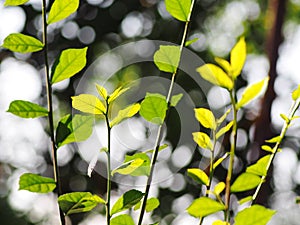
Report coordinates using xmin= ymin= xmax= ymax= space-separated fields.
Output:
xmin=47 ymin=0 xmax=79 ymax=24
xmin=236 ymin=77 xmax=269 ymax=109
xmin=154 ymin=45 xmax=181 ymax=73
xmin=216 ymin=108 xmax=231 ymax=125
xmin=144 ymin=144 xmax=168 ymax=154
xmin=197 ymin=64 xmax=233 ymax=90
xmin=7 ymin=100 xmax=48 ymax=118
xmin=19 ymin=173 xmax=56 ymax=193
xmin=214 ymin=182 xmax=225 ymax=196
xmin=56 ymin=114 xmax=93 ymax=148
xmin=238 ymin=196 xmax=253 ymax=205
xmin=213 ymin=153 xmax=229 ymax=169
xmin=292 ymin=84 xmax=300 ymax=101
xmin=51 ymin=47 xmax=88 ymax=84
xmin=280 ymin=113 xmax=290 ymax=123
xmin=265 ymin=135 xmax=282 ymax=143
xmin=72 ymin=94 xmax=106 ymax=115
xmin=111 ymin=189 xmax=144 ymax=215
xmin=212 ymin=221 xmax=229 ymax=225
xmin=170 ymin=93 xmax=183 ymax=107
xmin=230 ymin=37 xmax=246 ymax=78
xmin=2 ymin=33 xmax=44 ymax=53
xmin=110 ymin=103 xmax=140 ymax=127
xmin=134 ymin=197 xmax=160 ymax=212
xmin=215 ymin=57 xmax=231 ymax=74
xmin=192 ymin=132 xmax=213 ymax=150
xmin=165 ymin=0 xmax=192 ymax=22
xmin=187 ymin=197 xmax=225 ymax=218
xmin=108 ymin=86 xmax=130 ymax=104
xmin=261 ymin=145 xmax=275 ymax=153
xmin=234 ymin=205 xmax=276 ymax=225
xmin=185 ymin=38 xmax=199 ymax=47
xmin=246 ymin=155 xmax=271 ymax=176
xmin=96 ymin=84 xmax=108 ymax=100
xmin=58 ymin=192 xmax=105 ymax=215
xmin=4 ymin=0 xmax=29 ymax=6
xmin=110 ymin=214 xmax=135 ymax=225
xmin=194 ymin=108 xmax=216 ymax=130
xmin=231 ymin=172 xmax=261 ymax=192
xmin=216 ymin=121 xmax=233 ymax=139
xmin=112 ymin=158 xmax=145 ymax=176
xmin=124 ymin=153 xmax=151 ymax=176
xmin=187 ymin=168 xmax=209 ymax=186
xmin=140 ymin=93 xmax=168 ymax=125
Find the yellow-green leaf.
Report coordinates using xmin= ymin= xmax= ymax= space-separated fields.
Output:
xmin=170 ymin=93 xmax=183 ymax=107
xmin=214 ymin=182 xmax=225 ymax=195
xmin=72 ymin=94 xmax=106 ymax=115
xmin=192 ymin=132 xmax=213 ymax=150
xmin=194 ymin=108 xmax=216 ymax=130
xmin=187 ymin=168 xmax=209 ymax=186
xmin=187 ymin=197 xmax=225 ymax=218
xmin=7 ymin=100 xmax=48 ymax=118
xmin=246 ymin=155 xmax=271 ymax=176
xmin=231 ymin=172 xmax=261 ymax=192
xmin=238 ymin=196 xmax=253 ymax=205
xmin=124 ymin=153 xmax=151 ymax=176
xmin=110 ymin=214 xmax=135 ymax=225
xmin=212 ymin=220 xmax=229 ymax=225
xmin=95 ymin=84 xmax=108 ymax=100
xmin=197 ymin=64 xmax=233 ymax=90
xmin=47 ymin=0 xmax=79 ymax=24
xmin=19 ymin=173 xmax=56 ymax=193
xmin=265 ymin=136 xmax=282 ymax=143
xmin=112 ymin=158 xmax=145 ymax=176
xmin=216 ymin=108 xmax=231 ymax=125
xmin=216 ymin=121 xmax=233 ymax=139
xmin=165 ymin=0 xmax=192 ymax=22
xmin=261 ymin=145 xmax=275 ymax=153
xmin=4 ymin=0 xmax=29 ymax=6
xmin=110 ymin=103 xmax=140 ymax=127
xmin=108 ymin=86 xmax=130 ymax=104
xmin=280 ymin=113 xmax=290 ymax=123
xmin=154 ymin=45 xmax=181 ymax=73
xmin=230 ymin=37 xmax=246 ymax=78
xmin=134 ymin=197 xmax=160 ymax=212
xmin=215 ymin=57 xmax=232 ymax=74
xmin=213 ymin=153 xmax=229 ymax=169
xmin=185 ymin=38 xmax=199 ymax=47
xmin=292 ymin=84 xmax=300 ymax=101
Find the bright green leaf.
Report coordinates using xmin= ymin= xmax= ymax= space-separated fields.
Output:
xmin=214 ymin=182 xmax=225 ymax=195
xmin=213 ymin=153 xmax=229 ymax=169
xmin=292 ymin=84 xmax=300 ymax=101
xmin=47 ymin=0 xmax=79 ymax=24
xmin=187 ymin=168 xmax=209 ymax=186
xmin=216 ymin=121 xmax=233 ymax=139
xmin=187 ymin=197 xmax=225 ymax=218
xmin=7 ymin=100 xmax=48 ymax=118
xmin=72 ymin=94 xmax=106 ymax=115
xmin=58 ymin=192 xmax=105 ymax=215
xmin=165 ymin=0 xmax=192 ymax=22
xmin=111 ymin=189 xmax=144 ymax=215
xmin=197 ymin=64 xmax=233 ymax=90
xmin=4 ymin=0 xmax=29 ymax=6
xmin=216 ymin=108 xmax=231 ymax=125
xmin=234 ymin=205 xmax=276 ymax=225
xmin=215 ymin=57 xmax=232 ymax=74
xmin=238 ymin=196 xmax=253 ymax=205
xmin=112 ymin=158 xmax=145 ymax=176
xmin=170 ymin=93 xmax=183 ymax=107
xmin=194 ymin=108 xmax=216 ymax=130
xmin=212 ymin=221 xmax=229 ymax=225
xmin=134 ymin=197 xmax=160 ymax=212
xmin=19 ymin=173 xmax=56 ymax=193
xmin=185 ymin=38 xmax=199 ymax=47
xmin=51 ymin=47 xmax=88 ymax=83
xmin=280 ymin=113 xmax=290 ymax=123
xmin=261 ymin=145 xmax=275 ymax=153
xmin=236 ymin=77 xmax=269 ymax=109
xmin=192 ymin=132 xmax=213 ymax=150
xmin=140 ymin=93 xmax=168 ymax=125
xmin=56 ymin=114 xmax=93 ymax=147
xmin=124 ymin=153 xmax=151 ymax=176
xmin=154 ymin=45 xmax=181 ymax=73
xmin=265 ymin=136 xmax=282 ymax=143
xmin=246 ymin=155 xmax=271 ymax=176
xmin=110 ymin=214 xmax=135 ymax=225
xmin=2 ymin=33 xmax=44 ymax=53
xmin=96 ymin=84 xmax=108 ymax=100
xmin=110 ymin=103 xmax=140 ymax=127
xmin=108 ymin=86 xmax=130 ymax=104
xmin=231 ymin=173 xmax=261 ymax=192
xmin=230 ymin=37 xmax=246 ymax=78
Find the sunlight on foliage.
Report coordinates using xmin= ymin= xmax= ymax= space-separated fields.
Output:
xmin=47 ymin=0 xmax=79 ymax=24
xmin=19 ymin=173 xmax=56 ymax=193
xmin=7 ymin=100 xmax=48 ymax=118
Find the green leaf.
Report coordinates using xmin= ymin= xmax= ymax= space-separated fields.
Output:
xmin=246 ymin=155 xmax=271 ymax=176
xmin=47 ymin=0 xmax=79 ymax=24
xmin=185 ymin=38 xmax=199 ymax=47
xmin=213 ymin=153 xmax=229 ymax=169
xmin=280 ymin=113 xmax=290 ymax=123
xmin=292 ymin=84 xmax=300 ymax=101
xmin=197 ymin=64 xmax=233 ymax=90
xmin=265 ymin=136 xmax=282 ymax=143
xmin=231 ymin=172 xmax=261 ymax=192
xmin=58 ymin=192 xmax=105 ymax=215
xmin=7 ymin=100 xmax=48 ymax=118
xmin=110 ymin=214 xmax=135 ymax=225
xmin=234 ymin=205 xmax=276 ymax=225
xmin=216 ymin=108 xmax=231 ymax=125
xmin=51 ymin=47 xmax=88 ymax=84
xmin=212 ymin=221 xmax=229 ymax=225
xmin=4 ymin=0 xmax=29 ymax=6
xmin=19 ymin=173 xmax=56 ymax=193
xmin=236 ymin=77 xmax=269 ymax=109
xmin=111 ymin=189 xmax=144 ymax=215
xmin=192 ymin=132 xmax=213 ymax=150
xmin=187 ymin=168 xmax=209 ymax=186
xmin=230 ymin=37 xmax=246 ymax=78
xmin=170 ymin=93 xmax=183 ymax=107
xmin=261 ymin=145 xmax=275 ymax=153
xmin=124 ymin=153 xmax=151 ymax=176
xmin=187 ymin=197 xmax=225 ymax=218
xmin=144 ymin=144 xmax=168 ymax=154
xmin=216 ymin=121 xmax=233 ymax=139
xmin=140 ymin=93 xmax=168 ymax=125
xmin=56 ymin=114 xmax=93 ymax=148
xmin=194 ymin=108 xmax=216 ymax=130
xmin=238 ymin=196 xmax=253 ymax=205
xmin=2 ymin=33 xmax=44 ymax=53
xmin=112 ymin=158 xmax=145 ymax=176
xmin=72 ymin=94 xmax=106 ymax=115
xmin=154 ymin=45 xmax=181 ymax=73
xmin=215 ymin=57 xmax=232 ymax=74
xmin=134 ymin=197 xmax=160 ymax=212
xmin=110 ymin=103 xmax=140 ymax=127
xmin=108 ymin=86 xmax=130 ymax=104
xmin=165 ymin=0 xmax=192 ymax=22
xmin=96 ymin=84 xmax=108 ymax=100
xmin=214 ymin=182 xmax=225 ymax=196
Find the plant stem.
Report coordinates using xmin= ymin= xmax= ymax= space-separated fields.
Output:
xmin=137 ymin=2 xmax=195 ymax=225
xmin=41 ymin=1 xmax=65 ymax=224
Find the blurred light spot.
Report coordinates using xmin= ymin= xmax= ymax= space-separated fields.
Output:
xmin=155 ymin=163 xmax=173 ymax=187
xmin=271 ymin=97 xmax=293 ymax=128
xmin=87 ymin=0 xmax=104 ymax=5
xmin=157 ymin=1 xmax=172 ymax=19
xmin=69 ymin=175 xmax=87 ymax=191
xmin=52 ymin=78 xmax=70 ymax=91
xmin=61 ymin=21 xmax=79 ymax=40
xmin=169 ymin=173 xmax=186 ymax=192
xmin=243 ymin=54 xmax=269 ymax=84
xmin=135 ymin=40 xmax=155 ymax=57
xmin=188 ymin=32 xmax=207 ymax=52
xmin=207 ymin=86 xmax=230 ymax=109
xmin=57 ymin=146 xmax=74 ymax=166
xmin=171 ymin=145 xmax=192 ymax=168
xmin=121 ymin=12 xmax=143 ymax=38
xmin=236 ymin=129 xmax=248 ymax=149
xmin=172 ymin=194 xmax=193 ymax=214
xmin=100 ymin=0 xmax=114 ymax=8
xmin=78 ymin=26 xmax=96 ymax=45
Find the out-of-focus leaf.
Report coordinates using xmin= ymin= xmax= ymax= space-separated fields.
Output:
xmin=292 ymin=84 xmax=300 ymax=101
xmin=170 ymin=93 xmax=183 ymax=107
xmin=7 ymin=100 xmax=48 ymax=118
xmin=110 ymin=103 xmax=140 ymax=127
xmin=19 ymin=173 xmax=56 ymax=193
xmin=108 ymin=86 xmax=130 ymax=104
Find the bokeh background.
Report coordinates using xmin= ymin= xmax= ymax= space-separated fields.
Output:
xmin=1 ymin=0 xmax=300 ymax=224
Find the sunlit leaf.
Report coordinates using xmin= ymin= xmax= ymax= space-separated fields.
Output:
xmin=212 ymin=220 xmax=229 ymax=225
xmin=72 ymin=94 xmax=106 ymax=115
xmin=134 ymin=197 xmax=160 ymax=212
xmin=19 ymin=173 xmax=56 ymax=193
xmin=2 ymin=33 xmax=44 ymax=53
xmin=194 ymin=108 xmax=216 ymax=130
xmin=154 ymin=45 xmax=181 ymax=73
xmin=280 ymin=113 xmax=289 ymax=123
xmin=215 ymin=57 xmax=231 ymax=74
xmin=192 ymin=132 xmax=213 ymax=150
xmin=124 ymin=153 xmax=151 ymax=176
xmin=187 ymin=197 xmax=225 ymax=218
xmin=261 ymin=145 xmax=275 ymax=153
xmin=231 ymin=172 xmax=261 ymax=192
xmin=213 ymin=153 xmax=229 ymax=169
xmin=112 ymin=158 xmax=145 ymax=176
xmin=238 ymin=196 xmax=253 ymax=205
xmin=265 ymin=136 xmax=282 ymax=143
xmin=7 ymin=100 xmax=48 ymax=118
xmin=197 ymin=64 xmax=233 ymax=90
xmin=187 ymin=168 xmax=209 ymax=186
xmin=292 ymin=84 xmax=300 ymax=101
xmin=165 ymin=0 xmax=192 ymax=22
xmin=56 ymin=114 xmax=93 ymax=147
xmin=214 ymin=182 xmax=225 ymax=196
xmin=230 ymin=37 xmax=246 ymax=78
xmin=96 ymin=84 xmax=108 ymax=100
xmin=110 ymin=214 xmax=135 ymax=225
xmin=110 ymin=103 xmax=140 ymax=127
xmin=4 ymin=0 xmax=29 ymax=6
xmin=107 ymin=86 xmax=130 ymax=104
xmin=216 ymin=108 xmax=231 ymax=125
xmin=111 ymin=189 xmax=144 ymax=215
xmin=47 ymin=0 xmax=79 ymax=24
xmin=185 ymin=38 xmax=199 ymax=47
xmin=216 ymin=121 xmax=233 ymax=139
xmin=246 ymin=155 xmax=271 ymax=176
xmin=234 ymin=205 xmax=276 ymax=225
xmin=51 ymin=47 xmax=88 ymax=83
xmin=236 ymin=77 xmax=269 ymax=109
xmin=170 ymin=93 xmax=183 ymax=107
xmin=140 ymin=93 xmax=168 ymax=125
xmin=58 ymin=192 xmax=105 ymax=215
